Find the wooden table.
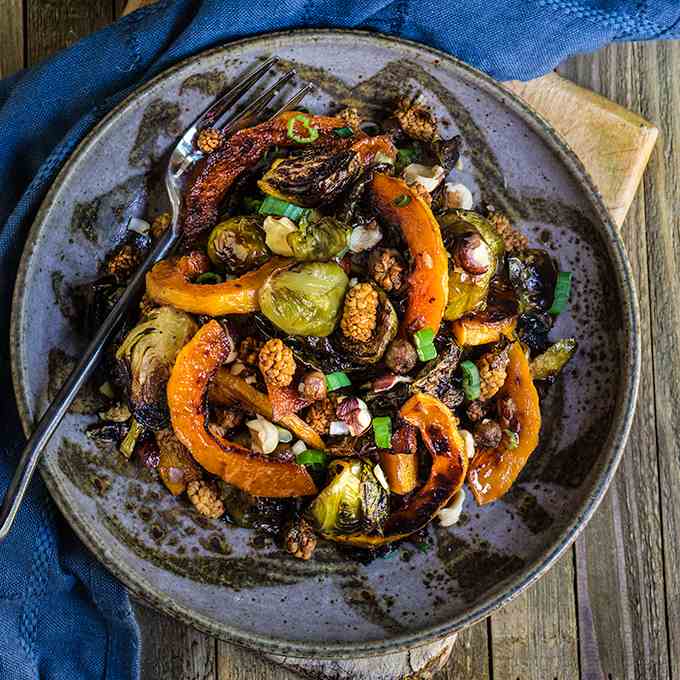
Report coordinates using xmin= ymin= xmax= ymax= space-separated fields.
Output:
xmin=2 ymin=2 xmax=678 ymax=678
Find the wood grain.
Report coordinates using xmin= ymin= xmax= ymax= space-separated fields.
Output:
xmin=0 ymin=0 xmax=23 ymax=77
xmin=633 ymin=39 xmax=680 ymax=680
xmin=559 ymin=43 xmax=672 ymax=680
xmin=490 ymin=552 xmax=579 ymax=680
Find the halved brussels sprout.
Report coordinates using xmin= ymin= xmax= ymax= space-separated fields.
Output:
xmin=507 ymin=249 xmax=558 ymax=313
xmin=334 ymin=283 xmax=398 ymax=365
xmin=308 ymin=459 xmax=388 ymax=536
xmin=258 ymin=150 xmax=360 ymax=207
xmin=258 ymin=262 xmax=348 ymax=337
xmin=264 ymin=214 xmax=350 ymax=261
xmin=530 ymin=338 xmax=577 ymax=381
xmin=115 ymin=306 xmax=198 ymax=430
xmin=207 ymin=216 xmax=269 ymax=274
xmin=439 ymin=210 xmax=504 ymax=321
xmin=411 ymin=342 xmax=464 ymax=410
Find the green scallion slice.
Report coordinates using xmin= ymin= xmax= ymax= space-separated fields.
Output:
xmin=325 ymin=371 xmax=351 ymax=391
xmin=461 ymin=360 xmax=481 ymax=401
xmin=195 ymin=272 xmax=223 ymax=285
xmin=372 ymin=416 xmax=392 ymax=449
xmin=548 ymin=271 xmax=573 ymax=315
xmin=287 ymin=113 xmax=319 ymax=144
xmin=296 ymin=449 xmax=327 ymax=466
xmin=413 ymin=327 xmax=437 ymax=361
xmin=393 ymin=193 xmax=411 ymax=207
xmin=417 ymin=343 xmax=437 ymax=362
xmin=258 ymin=195 xmax=309 ymax=222
xmin=333 ymin=126 xmax=354 ymax=138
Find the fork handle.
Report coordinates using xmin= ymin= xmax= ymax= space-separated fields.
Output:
xmin=0 ymin=226 xmax=179 ymax=540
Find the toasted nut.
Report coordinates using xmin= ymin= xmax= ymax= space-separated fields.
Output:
xmin=306 ymin=398 xmax=336 ymax=435
xmin=453 ymin=232 xmax=491 ymax=275
xmin=299 ymin=371 xmax=327 ymax=401
xmin=473 ymin=418 xmax=503 ymax=449
xmin=151 ymin=212 xmax=171 ymax=239
xmin=369 ymin=248 xmax=406 ymax=293
xmin=284 ymin=517 xmax=317 ymax=560
xmin=384 ymin=338 xmax=418 ymax=374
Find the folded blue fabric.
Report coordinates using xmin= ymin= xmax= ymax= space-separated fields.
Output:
xmin=0 ymin=1 xmax=678 ymax=678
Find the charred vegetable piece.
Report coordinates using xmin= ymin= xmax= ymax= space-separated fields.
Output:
xmin=507 ymin=249 xmax=558 ymax=313
xmin=324 ymin=393 xmax=467 ymax=547
xmin=156 ymin=428 xmax=201 ymax=496
xmin=411 ymin=342 xmax=464 ymax=410
xmin=370 ymin=174 xmax=449 ymax=336
xmin=115 ymin=306 xmax=198 ymax=430
xmin=308 ymin=459 xmax=388 ymax=536
xmin=167 ymin=320 xmax=317 ymax=497
xmin=467 ymin=342 xmax=541 ymax=505
xmin=146 ymin=251 xmax=290 ymax=316
xmin=210 ymin=370 xmax=325 ymax=450
xmin=379 ymin=451 xmax=418 ymax=495
xmin=530 ymin=338 xmax=577 ymax=381
xmin=182 ymin=111 xmax=352 ymax=241
xmin=220 ymin=484 xmax=296 ymax=531
xmin=206 ymin=216 xmax=268 ymax=273
xmin=334 ymin=283 xmax=398 ymax=365
xmin=258 ymin=262 xmax=349 ymax=337
xmin=265 ymin=213 xmax=350 ymax=261
xmin=439 ymin=211 xmax=504 ymax=321
xmin=119 ymin=418 xmax=143 ymax=458
xmin=516 ymin=311 xmax=553 ymax=354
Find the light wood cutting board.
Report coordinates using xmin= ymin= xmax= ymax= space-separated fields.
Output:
xmin=121 ymin=1 xmax=657 ymax=677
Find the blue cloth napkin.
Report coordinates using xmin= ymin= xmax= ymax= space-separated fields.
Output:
xmin=0 ymin=1 xmax=678 ymax=678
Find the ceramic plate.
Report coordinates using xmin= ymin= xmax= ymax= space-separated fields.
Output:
xmin=10 ymin=30 xmax=639 ymax=658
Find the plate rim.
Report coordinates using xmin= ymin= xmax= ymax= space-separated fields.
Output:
xmin=10 ymin=28 xmax=641 ymax=658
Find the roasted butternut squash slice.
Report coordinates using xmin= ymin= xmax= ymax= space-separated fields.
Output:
xmin=370 ymin=174 xmax=449 ymax=337
xmin=167 ymin=320 xmax=317 ymax=497
xmin=328 ymin=393 xmax=467 ymax=547
xmin=146 ymin=252 xmax=290 ymax=317
xmin=451 ymin=315 xmax=517 ymax=346
xmin=467 ymin=341 xmax=541 ymax=505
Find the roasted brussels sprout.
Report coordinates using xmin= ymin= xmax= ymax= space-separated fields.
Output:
xmin=516 ymin=311 xmax=553 ymax=354
xmin=264 ymin=214 xmax=350 ymax=261
xmin=206 ymin=216 xmax=269 ymax=273
xmin=258 ymin=262 xmax=349 ymax=337
xmin=220 ymin=483 xmax=297 ymax=532
xmin=411 ymin=342 xmax=464 ymax=410
xmin=308 ymin=459 xmax=388 ymax=536
xmin=115 ymin=306 xmax=198 ymax=429
xmin=530 ymin=338 xmax=577 ymax=381
xmin=334 ymin=283 xmax=398 ymax=365
xmin=439 ymin=210 xmax=504 ymax=321
xmin=507 ymin=249 xmax=558 ymax=313
xmin=258 ymin=150 xmax=360 ymax=207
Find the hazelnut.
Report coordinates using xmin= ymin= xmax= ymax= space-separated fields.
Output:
xmin=473 ymin=419 xmax=503 ymax=449
xmin=454 ymin=232 xmax=491 ymax=275
xmin=298 ymin=371 xmax=327 ymax=402
xmin=384 ymin=338 xmax=418 ymax=374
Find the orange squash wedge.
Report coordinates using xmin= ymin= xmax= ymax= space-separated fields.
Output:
xmin=451 ymin=315 xmax=517 ymax=346
xmin=467 ymin=341 xmax=541 ymax=505
xmin=167 ymin=320 xmax=317 ymax=497
xmin=147 ymin=253 xmax=290 ymax=317
xmin=370 ymin=174 xmax=448 ymax=337
xmin=328 ymin=393 xmax=467 ymax=547
xmin=210 ymin=371 xmax=325 ymax=451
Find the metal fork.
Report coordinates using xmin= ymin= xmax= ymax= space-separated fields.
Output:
xmin=0 ymin=57 xmax=312 ymax=539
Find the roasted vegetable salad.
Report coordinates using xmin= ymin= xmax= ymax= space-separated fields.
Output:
xmin=86 ymin=96 xmax=576 ymax=560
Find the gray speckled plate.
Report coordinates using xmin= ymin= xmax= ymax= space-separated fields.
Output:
xmin=10 ymin=30 xmax=639 ymax=658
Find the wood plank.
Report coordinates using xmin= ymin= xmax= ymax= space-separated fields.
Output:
xmin=490 ymin=551 xmax=579 ymax=680
xmin=26 ymin=0 xmax=113 ymax=65
xmin=632 ymin=39 xmax=680 ymax=680
xmin=218 ymin=642 xmax=298 ymax=680
xmin=558 ymin=42 xmax=671 ymax=680
xmin=135 ymin=603 xmax=217 ymax=680
xmin=0 ymin=0 xmax=24 ymax=78
xmin=440 ymin=621 xmax=490 ymax=680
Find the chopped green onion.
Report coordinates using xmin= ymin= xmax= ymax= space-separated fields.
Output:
xmin=548 ymin=271 xmax=573 ymax=315
xmin=120 ymin=418 xmax=142 ymax=458
xmin=196 ymin=272 xmax=223 ymax=285
xmin=504 ymin=430 xmax=519 ymax=450
xmin=397 ymin=147 xmax=417 ymax=165
xmin=393 ymin=193 xmax=411 ymax=207
xmin=372 ymin=416 xmax=392 ymax=449
xmin=461 ymin=360 xmax=481 ymax=401
xmin=258 ymin=195 xmax=309 ymax=222
xmin=413 ymin=327 xmax=437 ymax=361
xmin=296 ymin=449 xmax=327 ymax=466
xmin=416 ymin=343 xmax=437 ymax=362
xmin=325 ymin=371 xmax=351 ymax=391
xmin=413 ymin=327 xmax=435 ymax=348
xmin=333 ymin=126 xmax=354 ymax=138
xmin=287 ymin=114 xmax=319 ymax=144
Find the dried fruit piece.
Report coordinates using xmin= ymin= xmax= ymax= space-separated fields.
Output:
xmin=258 ymin=338 xmax=296 ymax=388
xmin=340 ymin=282 xmax=379 ymax=342
xmin=187 ymin=480 xmax=225 ymax=519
